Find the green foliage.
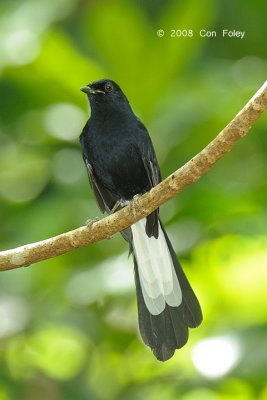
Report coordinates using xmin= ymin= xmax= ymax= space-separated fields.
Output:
xmin=0 ymin=0 xmax=267 ymax=399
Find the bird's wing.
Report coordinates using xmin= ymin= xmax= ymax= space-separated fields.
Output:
xmin=84 ymin=158 xmax=117 ymax=214
xmin=139 ymin=135 xmax=162 ymax=239
xmin=80 ymin=123 xmax=117 ymax=214
xmin=141 ymin=145 xmax=161 ymax=187
xmin=83 ymin=156 xmax=133 ymax=243
xmin=84 ymin=159 xmax=106 ymax=213
xmin=137 ymin=120 xmax=161 ymax=187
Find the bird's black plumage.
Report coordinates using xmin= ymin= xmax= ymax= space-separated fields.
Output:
xmin=80 ymin=78 xmax=202 ymax=361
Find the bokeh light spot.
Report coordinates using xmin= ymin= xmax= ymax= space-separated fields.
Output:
xmin=29 ymin=325 xmax=88 ymax=380
xmin=44 ymin=103 xmax=86 ymax=141
xmin=66 ymin=254 xmax=134 ymax=306
xmin=192 ymin=336 xmax=240 ymax=379
xmin=53 ymin=148 xmax=84 ymax=184
xmin=0 ymin=295 xmax=30 ymax=339
xmin=3 ymin=30 xmax=40 ymax=66
xmin=0 ymin=148 xmax=50 ymax=203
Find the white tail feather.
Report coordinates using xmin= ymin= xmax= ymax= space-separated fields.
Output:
xmin=131 ymin=219 xmax=182 ymax=315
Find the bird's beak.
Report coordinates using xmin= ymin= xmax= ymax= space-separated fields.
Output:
xmin=80 ymin=86 xmax=105 ymax=95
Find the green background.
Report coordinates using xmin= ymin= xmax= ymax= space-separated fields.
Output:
xmin=0 ymin=0 xmax=267 ymax=399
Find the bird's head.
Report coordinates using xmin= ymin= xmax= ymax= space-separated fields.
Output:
xmin=80 ymin=79 xmax=130 ymax=114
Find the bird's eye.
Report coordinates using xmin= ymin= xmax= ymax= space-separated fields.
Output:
xmin=105 ymin=82 xmax=113 ymax=93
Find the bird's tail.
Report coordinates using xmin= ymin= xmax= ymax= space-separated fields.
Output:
xmin=131 ymin=218 xmax=202 ymax=361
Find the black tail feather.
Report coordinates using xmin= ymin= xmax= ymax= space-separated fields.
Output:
xmin=161 ymin=223 xmax=203 ymax=328
xmin=133 ymin=223 xmax=202 ymax=362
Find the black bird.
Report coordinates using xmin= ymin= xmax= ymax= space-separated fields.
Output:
xmin=80 ymin=79 xmax=202 ymax=361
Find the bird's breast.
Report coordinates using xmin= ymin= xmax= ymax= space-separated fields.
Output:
xmin=90 ymin=123 xmax=149 ymax=199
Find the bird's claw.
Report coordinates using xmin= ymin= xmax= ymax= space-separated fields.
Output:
xmin=131 ymin=194 xmax=141 ymax=216
xmin=133 ymin=194 xmax=141 ymax=201
xmin=86 ymin=217 xmax=99 ymax=228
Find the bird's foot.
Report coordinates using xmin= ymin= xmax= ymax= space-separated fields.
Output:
xmin=133 ymin=194 xmax=141 ymax=201
xmin=131 ymin=194 xmax=141 ymax=216
xmin=110 ymin=200 xmax=125 ymax=214
xmin=86 ymin=217 xmax=99 ymax=228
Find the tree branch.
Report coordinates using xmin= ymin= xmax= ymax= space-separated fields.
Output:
xmin=1 ymin=81 xmax=267 ymax=272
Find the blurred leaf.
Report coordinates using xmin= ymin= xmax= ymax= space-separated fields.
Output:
xmin=0 ymin=146 xmax=50 ymax=203
xmin=29 ymin=325 xmax=88 ymax=380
